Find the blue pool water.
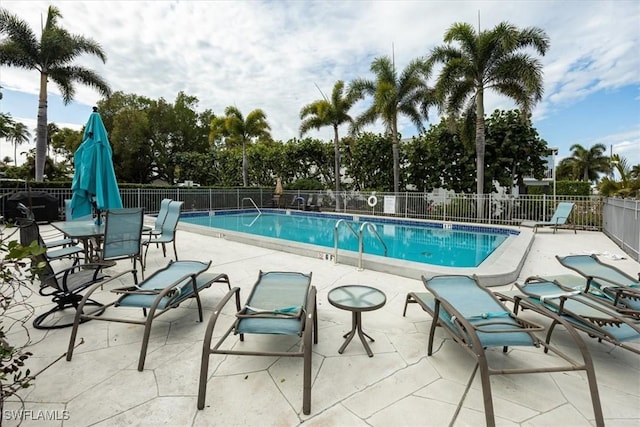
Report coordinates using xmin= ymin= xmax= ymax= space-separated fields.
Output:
xmin=180 ymin=211 xmax=514 ymax=268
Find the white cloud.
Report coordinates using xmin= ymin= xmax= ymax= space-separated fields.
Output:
xmin=1 ymin=0 xmax=639 ymax=149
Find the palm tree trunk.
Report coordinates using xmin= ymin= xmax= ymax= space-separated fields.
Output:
xmin=392 ymin=120 xmax=400 ymax=194
xmin=475 ymin=88 xmax=486 ymax=219
xmin=242 ymin=141 xmax=248 ymax=187
xmin=36 ymin=72 xmax=49 ymax=182
xmin=333 ymin=125 xmax=341 ymax=211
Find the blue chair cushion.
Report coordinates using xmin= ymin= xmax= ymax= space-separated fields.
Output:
xmin=117 ymin=261 xmax=210 ymax=309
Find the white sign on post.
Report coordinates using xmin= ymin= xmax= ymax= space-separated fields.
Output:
xmin=383 ymin=196 xmax=396 ymax=214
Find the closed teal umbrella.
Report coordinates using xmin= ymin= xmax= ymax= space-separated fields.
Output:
xmin=70 ymin=107 xmax=122 ymax=222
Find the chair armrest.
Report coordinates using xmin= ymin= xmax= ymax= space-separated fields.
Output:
xmin=77 ymin=269 xmax=139 ymax=301
xmin=51 ymin=261 xmax=113 ymax=282
xmin=554 ymin=216 xmax=568 ymax=224
xmin=203 ymin=287 xmax=242 ymax=343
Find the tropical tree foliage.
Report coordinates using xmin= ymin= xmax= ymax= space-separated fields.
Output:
xmin=0 ymin=5 xmax=112 ymax=181
xmin=6 ymin=120 xmax=30 ymax=166
xmin=210 ymin=107 xmax=271 ymax=187
xmin=406 ymin=110 xmax=548 ymax=193
xmin=406 ymin=120 xmax=476 ymax=192
xmin=483 ymin=109 xmax=548 ymax=191
xmin=350 ymin=56 xmax=434 ymax=193
xmin=343 ymin=133 xmax=396 ymax=191
xmin=0 ymin=112 xmax=13 ymax=139
xmin=430 ymin=22 xmax=549 ymax=209
xmin=96 ymin=91 xmax=212 ymax=184
xmin=558 ymin=143 xmax=610 ymax=182
xmin=300 ymin=80 xmax=359 ymax=209
xmin=597 ymin=154 xmax=640 ymax=197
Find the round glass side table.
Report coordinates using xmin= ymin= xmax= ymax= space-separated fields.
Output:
xmin=327 ymin=285 xmax=386 ymax=357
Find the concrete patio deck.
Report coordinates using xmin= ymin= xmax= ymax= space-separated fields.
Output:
xmin=2 ymin=224 xmax=639 ymax=426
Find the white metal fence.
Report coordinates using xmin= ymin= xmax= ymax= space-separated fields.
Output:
xmin=602 ymin=198 xmax=640 ymax=261
xmin=3 ymin=186 xmax=638 ymax=258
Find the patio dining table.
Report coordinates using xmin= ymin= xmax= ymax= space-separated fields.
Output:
xmin=51 ymin=220 xmax=150 ymax=262
xmin=51 ymin=220 xmax=105 ymax=262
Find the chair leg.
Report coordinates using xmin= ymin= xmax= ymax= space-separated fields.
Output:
xmin=143 ymin=243 xmax=150 ymax=269
xmin=173 ymin=241 xmax=178 ymax=260
xmin=402 ymin=293 xmax=413 ymax=316
xmin=303 ymin=328 xmax=312 ymax=415
xmin=313 ymin=300 xmax=318 ymax=344
xmin=477 ymin=356 xmax=496 ymax=427
xmin=197 ymin=346 xmax=212 ymax=410
xmin=427 ymin=302 xmax=440 ymax=356
xmin=198 ymin=291 xmax=236 ymax=410
xmin=195 ymin=293 xmax=204 ymax=322
xmin=33 ymin=298 xmax=102 ymax=330
xmin=137 ymin=309 xmax=156 ymax=371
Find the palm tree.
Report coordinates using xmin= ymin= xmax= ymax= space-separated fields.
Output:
xmin=0 ymin=5 xmax=111 ymax=181
xmin=212 ymin=106 xmax=271 ymax=187
xmin=0 ymin=112 xmax=14 ymax=139
xmin=562 ymin=143 xmax=611 ymax=182
xmin=7 ymin=121 xmax=31 ymax=166
xmin=45 ymin=122 xmax=60 ymax=159
xmin=350 ymin=56 xmax=434 ymax=193
xmin=430 ymin=22 xmax=549 ymax=211
xmin=299 ymin=81 xmax=359 ymax=210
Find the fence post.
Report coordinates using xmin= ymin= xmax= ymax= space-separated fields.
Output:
xmin=404 ymin=192 xmax=408 ymax=218
xmin=487 ymin=193 xmax=493 ymax=224
xmin=443 ymin=192 xmax=448 ymax=221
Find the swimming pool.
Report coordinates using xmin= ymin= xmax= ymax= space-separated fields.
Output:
xmin=180 ymin=210 xmax=512 ymax=268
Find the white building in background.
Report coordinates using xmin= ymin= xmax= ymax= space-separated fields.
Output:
xmin=520 ymin=146 xmax=559 ymax=197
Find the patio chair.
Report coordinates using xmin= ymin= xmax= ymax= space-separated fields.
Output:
xmin=512 ymin=277 xmax=640 ymax=355
xmin=305 ymin=194 xmax=320 ymax=212
xmin=19 ymin=220 xmax=84 ymax=265
xmin=17 ymin=203 xmax=75 ymax=249
xmin=520 ymin=202 xmax=576 ymax=233
xmin=402 ymin=274 xmax=603 ymax=427
xmin=142 ymin=201 xmax=182 ymax=267
xmin=28 ymin=247 xmax=108 ymax=329
xmin=99 ymin=208 xmax=145 ymax=277
xmin=66 ymin=260 xmax=230 ymax=371
xmin=291 ymin=196 xmax=305 ymax=210
xmin=197 ymin=271 xmax=317 ymax=414
xmin=556 ymin=254 xmax=640 ymax=312
xmin=148 ymin=198 xmax=172 ymax=239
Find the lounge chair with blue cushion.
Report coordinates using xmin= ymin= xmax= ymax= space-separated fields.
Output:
xmin=512 ymin=276 xmax=640 ymax=355
xmin=66 ymin=260 xmax=230 ymax=371
xmin=557 ymin=254 xmax=640 ymax=313
xmin=198 ymin=270 xmax=317 ymax=414
xmin=403 ymin=274 xmax=603 ymax=427
xmin=521 ymin=202 xmax=576 ymax=233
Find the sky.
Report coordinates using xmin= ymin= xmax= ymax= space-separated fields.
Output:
xmin=1 ymin=0 xmax=639 ymax=171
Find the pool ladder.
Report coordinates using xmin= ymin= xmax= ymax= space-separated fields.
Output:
xmin=334 ymin=220 xmax=388 ymax=270
xmin=241 ymin=197 xmax=262 ymax=227
xmin=241 ymin=197 xmax=262 ymax=215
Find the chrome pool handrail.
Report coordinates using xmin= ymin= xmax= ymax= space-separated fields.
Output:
xmin=241 ymin=197 xmax=262 ymax=215
xmin=358 ymin=222 xmax=387 ymax=271
xmin=334 ymin=219 xmax=358 ymax=264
